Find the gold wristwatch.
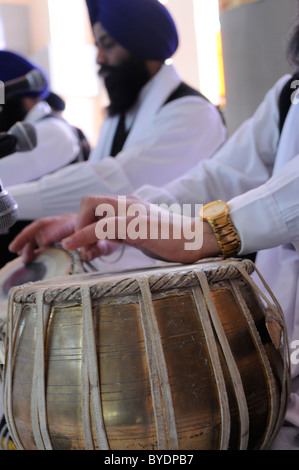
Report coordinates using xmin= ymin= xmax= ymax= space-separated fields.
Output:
xmin=199 ymin=201 xmax=241 ymax=258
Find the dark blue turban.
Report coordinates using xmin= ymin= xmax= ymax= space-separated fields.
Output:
xmin=0 ymin=50 xmax=49 ymax=99
xmin=86 ymin=0 xmax=179 ymax=61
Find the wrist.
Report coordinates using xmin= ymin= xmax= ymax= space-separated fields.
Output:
xmin=180 ymin=219 xmax=220 ymax=263
xmin=203 ymin=220 xmax=222 ymax=256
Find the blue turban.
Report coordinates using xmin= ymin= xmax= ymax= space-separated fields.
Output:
xmin=0 ymin=50 xmax=49 ymax=99
xmin=86 ymin=0 xmax=179 ymax=61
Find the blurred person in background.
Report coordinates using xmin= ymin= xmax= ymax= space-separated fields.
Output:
xmin=6 ymin=0 xmax=226 ymax=240
xmin=0 ymin=50 xmax=87 ymax=268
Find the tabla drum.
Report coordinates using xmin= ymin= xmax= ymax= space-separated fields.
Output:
xmin=2 ymin=258 xmax=290 ymax=450
xmin=0 ymin=246 xmax=91 ymax=450
xmin=0 ymin=246 xmax=88 ymax=384
xmin=0 ymin=246 xmax=87 ymax=324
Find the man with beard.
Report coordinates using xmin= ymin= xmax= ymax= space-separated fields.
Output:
xmin=5 ymin=0 xmax=226 ymax=241
xmin=0 ymin=1 xmax=225 ymax=447
xmin=11 ymin=1 xmax=299 ymax=450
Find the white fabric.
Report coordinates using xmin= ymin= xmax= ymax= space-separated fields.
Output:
xmin=0 ymin=101 xmax=80 ymax=186
xmin=0 ymin=382 xmax=2 ymax=422
xmin=8 ymin=64 xmax=226 ymax=219
xmin=136 ymin=74 xmax=299 ymax=449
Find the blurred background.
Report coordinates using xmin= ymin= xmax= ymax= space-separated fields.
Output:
xmin=0 ymin=0 xmax=297 ymax=142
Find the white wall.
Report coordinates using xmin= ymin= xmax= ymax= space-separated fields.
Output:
xmin=220 ymin=0 xmax=298 ymax=134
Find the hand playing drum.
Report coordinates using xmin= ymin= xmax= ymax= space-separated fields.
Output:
xmin=9 ymin=214 xmax=78 ymax=264
xmin=10 ymin=195 xmax=221 ymax=265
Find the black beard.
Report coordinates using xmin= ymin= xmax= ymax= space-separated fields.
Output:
xmin=99 ymin=56 xmax=151 ymax=117
xmin=0 ymin=96 xmax=28 ymax=132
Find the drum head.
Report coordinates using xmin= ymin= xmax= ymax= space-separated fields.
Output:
xmin=0 ymin=247 xmax=84 ymax=321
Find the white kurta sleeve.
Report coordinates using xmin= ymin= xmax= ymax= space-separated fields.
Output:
xmin=229 ymin=155 xmax=299 ymax=255
xmin=113 ymin=97 xmax=226 ymax=189
xmin=8 ymin=94 xmax=226 ymax=220
xmin=136 ymin=75 xmax=289 ymax=209
xmin=0 ymin=118 xmax=80 ymax=186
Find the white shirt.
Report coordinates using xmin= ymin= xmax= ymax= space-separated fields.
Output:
xmin=8 ymin=64 xmax=226 ymax=219
xmin=0 ymin=101 xmax=80 ymax=186
xmin=136 ymin=75 xmax=299 ymax=445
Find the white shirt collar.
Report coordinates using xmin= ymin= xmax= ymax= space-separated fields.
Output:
xmin=24 ymin=101 xmax=52 ymax=123
xmin=124 ymin=63 xmax=171 ymax=130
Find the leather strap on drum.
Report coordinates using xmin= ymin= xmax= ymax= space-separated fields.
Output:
xmin=2 ymin=259 xmax=290 ymax=450
xmin=138 ymin=277 xmax=179 ymax=450
xmin=230 ymin=261 xmax=291 ymax=445
xmin=191 ymin=280 xmax=231 ymax=449
xmin=80 ymin=285 xmax=109 ymax=450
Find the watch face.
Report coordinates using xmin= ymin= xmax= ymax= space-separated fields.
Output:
xmin=204 ymin=201 xmax=227 ymax=218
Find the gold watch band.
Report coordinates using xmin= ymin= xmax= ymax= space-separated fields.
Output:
xmin=200 ymin=201 xmax=241 ymax=258
xmin=207 ymin=215 xmax=241 ymax=257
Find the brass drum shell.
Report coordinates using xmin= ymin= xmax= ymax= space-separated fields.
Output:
xmin=3 ymin=259 xmax=290 ymax=450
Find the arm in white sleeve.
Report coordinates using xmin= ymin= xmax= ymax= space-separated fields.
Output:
xmin=8 ymin=161 xmax=119 ymax=220
xmin=229 ymin=155 xmax=299 ymax=255
xmin=0 ymin=118 xmax=80 ymax=186
xmin=114 ymin=97 xmax=226 ymax=190
xmin=9 ymin=95 xmax=226 ymax=220
xmin=136 ymin=75 xmax=289 ymax=209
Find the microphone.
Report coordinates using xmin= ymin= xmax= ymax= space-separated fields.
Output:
xmin=8 ymin=122 xmax=37 ymax=152
xmin=0 ymin=122 xmax=37 ymax=158
xmin=4 ymin=70 xmax=47 ymax=99
xmin=0 ymin=180 xmax=18 ymax=234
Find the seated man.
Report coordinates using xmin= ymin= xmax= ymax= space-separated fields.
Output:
xmin=10 ymin=0 xmax=299 ymax=450
xmin=0 ymin=0 xmax=226 ymax=447
xmin=0 ymin=50 xmax=86 ymax=267
xmin=6 ymin=0 xmax=226 ymax=223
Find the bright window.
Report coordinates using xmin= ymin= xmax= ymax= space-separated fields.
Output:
xmin=193 ymin=0 xmax=226 ymax=106
xmin=0 ymin=16 xmax=5 ymax=50
xmin=47 ymin=0 xmax=100 ymax=145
